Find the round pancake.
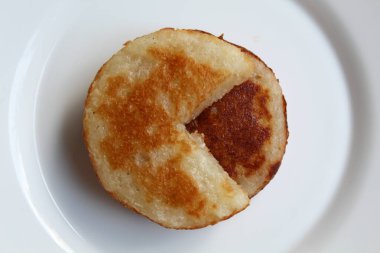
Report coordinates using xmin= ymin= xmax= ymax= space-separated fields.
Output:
xmin=83 ymin=28 xmax=287 ymax=229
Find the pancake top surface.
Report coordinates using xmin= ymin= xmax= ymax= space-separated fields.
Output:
xmin=83 ymin=28 xmax=287 ymax=228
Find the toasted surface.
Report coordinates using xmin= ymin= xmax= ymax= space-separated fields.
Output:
xmin=187 ymin=78 xmax=287 ymax=197
xmin=83 ymin=28 xmax=287 ymax=229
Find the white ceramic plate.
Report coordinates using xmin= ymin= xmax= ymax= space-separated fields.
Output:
xmin=1 ymin=0 xmax=379 ymax=252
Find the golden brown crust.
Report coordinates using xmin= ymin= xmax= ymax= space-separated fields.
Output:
xmin=93 ymin=47 xmax=228 ymax=217
xmin=186 ymin=80 xmax=272 ymax=179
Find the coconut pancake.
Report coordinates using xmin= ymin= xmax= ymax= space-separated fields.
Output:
xmin=83 ymin=28 xmax=287 ymax=229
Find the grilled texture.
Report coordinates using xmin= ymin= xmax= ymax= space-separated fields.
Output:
xmin=187 ymin=79 xmax=288 ymax=198
xmin=83 ymin=28 xmax=287 ymax=229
